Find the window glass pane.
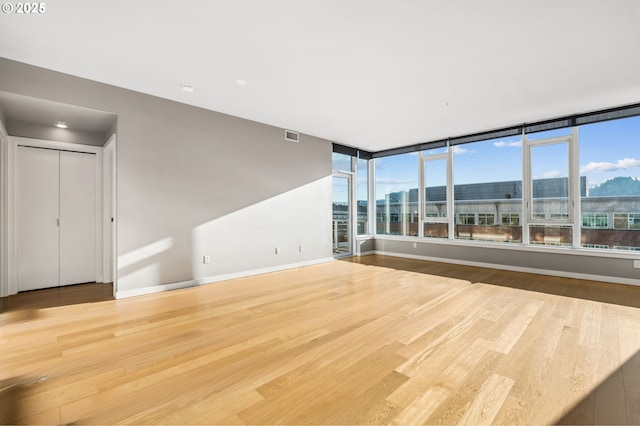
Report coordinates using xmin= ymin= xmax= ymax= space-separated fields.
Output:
xmin=357 ymin=158 xmax=368 ymax=235
xmin=530 ymin=142 xmax=569 ymax=221
xmin=529 ymin=225 xmax=573 ymax=247
xmin=332 ymin=176 xmax=350 ymax=254
xmin=423 ymin=152 xmax=448 ymax=238
xmin=580 ymin=116 xmax=640 ymax=250
xmin=424 ymin=158 xmax=447 ymax=218
xmin=453 ymin=136 xmax=522 ymax=243
xmin=332 ymin=152 xmax=351 ymax=172
xmin=375 ymin=154 xmax=418 ymax=236
xmin=422 ymin=147 xmax=448 ymax=156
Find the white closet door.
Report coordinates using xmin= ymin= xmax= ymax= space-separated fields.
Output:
xmin=17 ymin=147 xmax=60 ymax=291
xmin=59 ymin=151 xmax=96 ymax=286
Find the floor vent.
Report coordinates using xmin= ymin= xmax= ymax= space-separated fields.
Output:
xmin=285 ymin=130 xmax=299 ymax=142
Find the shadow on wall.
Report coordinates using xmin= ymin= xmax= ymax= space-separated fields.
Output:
xmin=191 ymin=177 xmax=332 ymax=280
xmin=118 ymin=175 xmax=332 ymax=293
xmin=118 ymin=237 xmax=176 ymax=289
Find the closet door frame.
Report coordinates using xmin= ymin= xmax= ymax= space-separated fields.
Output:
xmin=7 ymin=136 xmax=103 ymax=296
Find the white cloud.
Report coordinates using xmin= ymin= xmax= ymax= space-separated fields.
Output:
xmin=493 ymin=141 xmax=522 ymax=148
xmin=452 ymin=146 xmax=469 ymax=155
xmin=580 ymin=158 xmax=640 ymax=174
xmin=542 ymin=171 xmax=562 ymax=178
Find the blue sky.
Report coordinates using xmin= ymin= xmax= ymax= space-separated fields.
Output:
xmin=370 ymin=115 xmax=640 ymax=197
xmin=334 ymin=116 xmax=640 ymax=202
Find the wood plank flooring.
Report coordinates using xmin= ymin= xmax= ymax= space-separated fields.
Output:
xmin=1 ymin=255 xmax=640 ymax=424
xmin=0 ymin=282 xmax=114 ymax=314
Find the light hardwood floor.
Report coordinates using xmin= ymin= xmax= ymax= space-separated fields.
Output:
xmin=1 ymin=255 xmax=640 ymax=425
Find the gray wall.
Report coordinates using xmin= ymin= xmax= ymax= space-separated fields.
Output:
xmin=375 ymin=238 xmax=640 ymax=283
xmin=357 ymin=237 xmax=375 ymax=254
xmin=6 ymin=119 xmax=106 ymax=146
xmin=0 ymin=58 xmax=332 ymax=293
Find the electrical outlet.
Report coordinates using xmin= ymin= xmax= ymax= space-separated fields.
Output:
xmin=299 ymin=244 xmax=304 ymax=252
xmin=413 ymin=242 xmax=417 ymax=248
xmin=634 ymin=260 xmax=640 ymax=269
xmin=203 ymin=255 xmax=210 ymax=264
xmin=275 ymin=247 xmax=280 ymax=255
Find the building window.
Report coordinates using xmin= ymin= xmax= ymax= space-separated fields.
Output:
xmin=582 ymin=213 xmax=608 ymax=229
xmin=501 ymin=213 xmax=520 ymax=226
xmin=457 ymin=213 xmax=476 ymax=225
xmin=612 ymin=246 xmax=640 ymax=251
xmin=613 ymin=213 xmax=628 ymax=229
xmin=478 ymin=213 xmax=495 ymax=225
xmin=614 ymin=213 xmax=640 ymax=229
xmin=583 ymin=243 xmax=609 ymax=249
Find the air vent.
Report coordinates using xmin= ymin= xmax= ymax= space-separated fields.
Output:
xmin=285 ymin=130 xmax=299 ymax=143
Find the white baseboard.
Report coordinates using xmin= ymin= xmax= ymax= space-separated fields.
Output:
xmin=371 ymin=250 xmax=640 ymax=287
xmin=115 ymin=257 xmax=334 ymax=299
xmin=115 ymin=278 xmax=198 ymax=299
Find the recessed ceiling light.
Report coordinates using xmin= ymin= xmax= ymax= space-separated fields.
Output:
xmin=181 ymin=84 xmax=195 ymax=93
xmin=235 ymin=79 xmax=247 ymax=86
xmin=55 ymin=121 xmax=68 ymax=129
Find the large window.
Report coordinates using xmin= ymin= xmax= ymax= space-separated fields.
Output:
xmin=343 ymin=105 xmax=640 ymax=255
xmin=579 ymin=116 xmax=640 ymax=250
xmin=452 ymin=136 xmax=523 ymax=243
xmin=375 ymin=153 xmax=418 ymax=236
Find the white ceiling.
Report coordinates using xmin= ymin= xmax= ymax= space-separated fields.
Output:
xmin=1 ymin=0 xmax=640 ymax=152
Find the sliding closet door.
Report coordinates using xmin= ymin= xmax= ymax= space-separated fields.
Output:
xmin=59 ymin=151 xmax=96 ymax=286
xmin=17 ymin=147 xmax=60 ymax=291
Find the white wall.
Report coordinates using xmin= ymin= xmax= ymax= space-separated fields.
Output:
xmin=0 ymin=58 xmax=333 ymax=297
xmin=0 ymin=119 xmax=7 ymax=297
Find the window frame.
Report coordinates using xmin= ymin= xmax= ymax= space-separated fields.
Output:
xmin=523 ymin=130 xmax=580 ymax=248
xmin=419 ymin=150 xmax=452 ymax=226
xmin=356 ymin=110 xmax=640 ymax=256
